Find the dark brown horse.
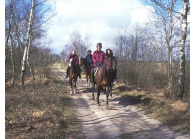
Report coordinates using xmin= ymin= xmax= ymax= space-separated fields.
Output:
xmin=109 ymin=56 xmax=117 ymax=97
xmin=92 ymin=57 xmax=116 ymax=105
xmin=79 ymin=57 xmax=93 ymax=87
xmin=68 ymin=58 xmax=79 ymax=94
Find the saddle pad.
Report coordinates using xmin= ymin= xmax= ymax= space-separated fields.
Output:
xmin=94 ymin=67 xmax=99 ymax=76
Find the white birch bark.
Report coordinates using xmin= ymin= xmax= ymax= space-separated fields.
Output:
xmin=27 ymin=35 xmax=35 ymax=80
xmin=20 ymin=0 xmax=35 ymax=88
xmin=167 ymin=2 xmax=175 ymax=92
xmin=10 ymin=34 xmax=15 ymax=86
xmin=178 ymin=0 xmax=189 ymax=99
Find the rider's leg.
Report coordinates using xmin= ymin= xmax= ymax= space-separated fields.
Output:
xmin=114 ymin=68 xmax=118 ymax=79
xmin=66 ymin=66 xmax=70 ymax=78
xmin=78 ymin=66 xmax=81 ymax=79
xmin=91 ymin=67 xmax=95 ymax=84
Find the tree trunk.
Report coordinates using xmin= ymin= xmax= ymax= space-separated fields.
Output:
xmin=10 ymin=34 xmax=15 ymax=86
xmin=167 ymin=10 xmax=173 ymax=92
xmin=122 ymin=58 xmax=125 ymax=84
xmin=5 ymin=0 xmax=13 ymax=63
xmin=20 ymin=0 xmax=35 ymax=89
xmin=27 ymin=35 xmax=35 ymax=80
xmin=15 ymin=21 xmax=22 ymax=68
xmin=178 ymin=0 xmax=189 ymax=99
xmin=168 ymin=46 xmax=173 ymax=91
xmin=7 ymin=0 xmax=15 ymax=86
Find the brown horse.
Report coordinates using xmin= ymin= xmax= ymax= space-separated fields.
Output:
xmin=79 ymin=57 xmax=93 ymax=87
xmin=68 ymin=58 xmax=79 ymax=94
xmin=109 ymin=56 xmax=117 ymax=97
xmin=92 ymin=57 xmax=115 ymax=105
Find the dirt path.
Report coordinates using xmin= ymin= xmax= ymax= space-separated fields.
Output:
xmin=53 ymin=64 xmax=189 ymax=139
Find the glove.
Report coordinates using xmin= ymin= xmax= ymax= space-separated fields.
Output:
xmin=96 ymin=62 xmax=101 ymax=66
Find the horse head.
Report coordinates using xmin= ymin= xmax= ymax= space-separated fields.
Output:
xmin=69 ymin=58 xmax=74 ymax=67
xmin=105 ymin=58 xmax=113 ymax=70
xmin=79 ymin=57 xmax=84 ymax=66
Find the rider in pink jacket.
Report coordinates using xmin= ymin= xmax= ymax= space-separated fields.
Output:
xmin=91 ymin=43 xmax=106 ymax=83
xmin=92 ymin=44 xmax=106 ymax=67
xmin=66 ymin=50 xmax=81 ymax=78
xmin=68 ymin=53 xmax=79 ymax=65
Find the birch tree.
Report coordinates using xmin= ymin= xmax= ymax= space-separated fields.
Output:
xmin=6 ymin=0 xmax=16 ymax=86
xmin=178 ymin=0 xmax=189 ymax=99
xmin=144 ymin=0 xmax=180 ymax=92
xmin=5 ymin=0 xmax=13 ymax=63
xmin=10 ymin=34 xmax=15 ymax=86
xmin=20 ymin=0 xmax=35 ymax=89
xmin=68 ymin=31 xmax=88 ymax=57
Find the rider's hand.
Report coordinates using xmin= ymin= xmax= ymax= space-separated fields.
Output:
xmin=96 ymin=62 xmax=101 ymax=66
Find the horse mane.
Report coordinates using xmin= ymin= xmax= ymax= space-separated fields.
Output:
xmin=69 ymin=58 xmax=78 ymax=73
xmin=81 ymin=57 xmax=91 ymax=68
xmin=104 ymin=57 xmax=113 ymax=70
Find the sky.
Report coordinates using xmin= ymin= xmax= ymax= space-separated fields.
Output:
xmin=46 ymin=0 xmax=153 ymax=53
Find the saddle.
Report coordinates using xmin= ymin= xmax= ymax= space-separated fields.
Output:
xmin=94 ymin=67 xmax=99 ymax=77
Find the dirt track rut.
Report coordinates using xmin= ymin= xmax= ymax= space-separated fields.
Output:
xmin=53 ymin=64 xmax=189 ymax=139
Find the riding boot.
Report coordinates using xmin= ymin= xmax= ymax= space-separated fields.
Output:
xmin=78 ymin=66 xmax=81 ymax=79
xmin=66 ymin=66 xmax=70 ymax=78
xmin=114 ymin=69 xmax=118 ymax=79
xmin=91 ymin=68 xmax=95 ymax=84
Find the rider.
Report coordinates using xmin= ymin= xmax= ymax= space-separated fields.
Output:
xmin=85 ymin=49 xmax=93 ymax=66
xmin=106 ymin=49 xmax=113 ymax=59
xmin=65 ymin=50 xmax=81 ymax=79
xmin=106 ymin=49 xmax=118 ymax=79
xmin=91 ymin=43 xmax=106 ymax=83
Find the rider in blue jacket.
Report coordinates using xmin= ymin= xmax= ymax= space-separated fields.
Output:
xmin=85 ymin=49 xmax=93 ymax=66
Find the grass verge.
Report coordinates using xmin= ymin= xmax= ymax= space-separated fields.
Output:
xmin=5 ymin=67 xmax=85 ymax=138
xmin=112 ymin=84 xmax=190 ymax=135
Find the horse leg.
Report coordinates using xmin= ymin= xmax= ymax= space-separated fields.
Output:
xmin=73 ymin=79 xmax=76 ymax=94
xmin=97 ymin=86 xmax=101 ymax=105
xmin=88 ymin=75 xmax=91 ymax=87
xmin=86 ymin=74 xmax=88 ymax=87
xmin=89 ymin=74 xmax=92 ymax=86
xmin=92 ymin=83 xmax=95 ymax=100
xmin=110 ymin=82 xmax=113 ymax=97
xmin=106 ymin=87 xmax=109 ymax=105
xmin=69 ymin=79 xmax=73 ymax=95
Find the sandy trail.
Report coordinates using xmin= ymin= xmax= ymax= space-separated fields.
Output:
xmin=53 ymin=64 xmax=189 ymax=139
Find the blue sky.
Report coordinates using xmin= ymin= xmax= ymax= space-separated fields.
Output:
xmin=46 ymin=0 xmax=153 ymax=53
